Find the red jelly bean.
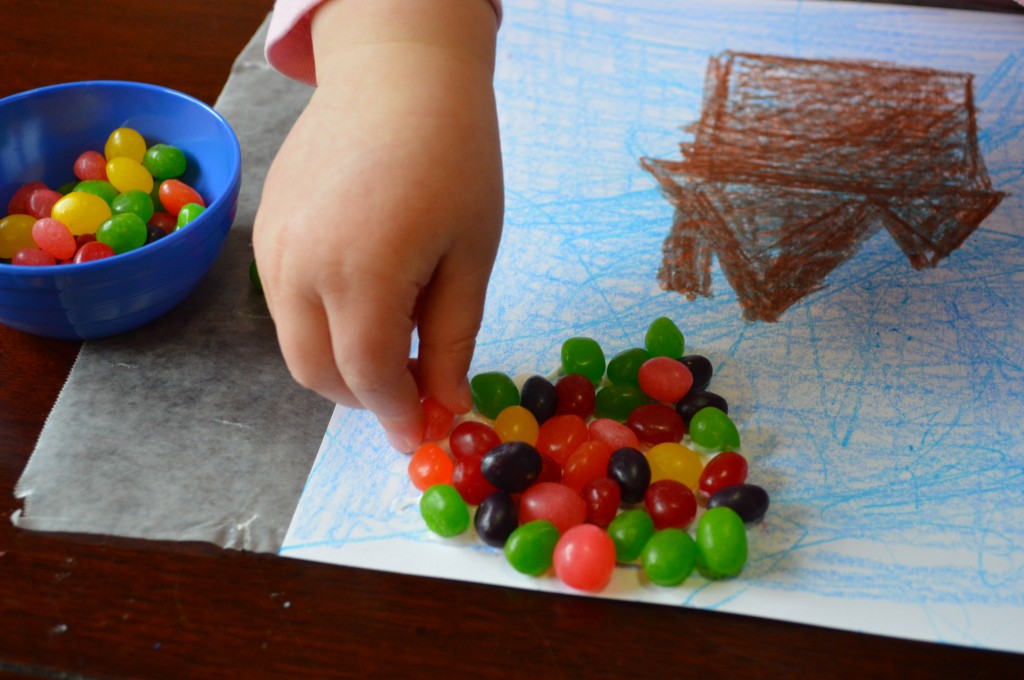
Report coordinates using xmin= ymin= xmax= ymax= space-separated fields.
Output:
xmin=74 ymin=150 xmax=108 ymax=181
xmin=421 ymin=397 xmax=455 ymax=441
xmin=7 ymin=181 xmax=47 ymax=215
xmin=644 ymin=479 xmax=697 ymax=529
xmin=75 ymin=233 xmax=97 ymax=247
xmin=638 ymin=356 xmax=694 ymax=403
xmin=627 ymin=403 xmax=684 ymax=445
xmin=12 ymin=247 xmax=56 ymax=266
xmin=581 ymin=477 xmax=621 ymax=527
xmin=449 ymin=421 xmax=501 ymax=460
xmin=149 ymin=210 xmax=177 ymax=234
xmin=25 ymin=188 xmax=62 ymax=219
xmin=519 ymin=482 xmax=587 ymax=534
xmin=535 ymin=414 xmax=589 ymax=465
xmin=408 ymin=443 xmax=454 ymax=491
xmin=536 ymin=452 xmax=563 ymax=485
xmin=553 ymin=524 xmax=617 ymax=592
xmin=588 ymin=417 xmax=640 ymax=451
xmin=561 ymin=439 xmax=613 ymax=494
xmin=72 ymin=241 xmax=115 ymax=263
xmin=555 ymin=373 xmax=596 ymax=419
xmin=451 ymin=453 xmax=498 ymax=506
xmin=698 ymin=451 xmax=748 ymax=499
xmin=31 ymin=218 xmax=76 ymax=260
xmin=158 ymin=179 xmax=205 ymax=216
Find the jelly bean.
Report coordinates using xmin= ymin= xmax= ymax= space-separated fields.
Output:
xmin=158 ymin=179 xmax=205 ymax=217
xmin=111 ymin=189 xmax=155 ymax=224
xmin=481 ymin=441 xmax=542 ymax=493
xmin=675 ymin=390 xmax=729 ymax=427
xmin=679 ymin=355 xmax=713 ymax=392
xmin=149 ymin=210 xmax=177 ymax=235
xmin=56 ymin=181 xmax=79 ymax=195
xmin=449 ymin=421 xmax=501 ymax=460
xmin=645 ymin=316 xmax=685 ymax=358
xmin=96 ymin=213 xmax=147 ymax=254
xmin=470 ymin=371 xmax=519 ymax=420
xmin=51 ymin=191 xmax=112 ymax=236
xmin=143 ymin=143 xmax=187 ymax=180
xmin=176 ymin=202 xmax=205 ymax=228
xmin=644 ymin=479 xmax=697 ymax=529
xmin=107 ymin=157 xmax=154 ymax=194
xmin=534 ymin=414 xmax=589 ymax=465
xmin=641 ymin=528 xmax=697 ymax=586
xmin=607 ymin=508 xmax=655 ymax=563
xmin=588 ymin=418 xmax=640 ymax=452
xmin=7 ymin=181 xmax=47 ymax=214
xmin=151 ymin=183 xmax=166 ymax=212
xmin=519 ymin=375 xmax=558 ymax=424
xmin=607 ymin=447 xmax=651 ymax=505
xmin=696 ymin=506 xmax=747 ymax=578
xmin=627 ymin=403 xmax=684 ymax=445
xmin=504 ymin=520 xmax=560 ymax=576
xmin=537 ymin=452 xmax=563 ymax=485
xmin=560 ymin=337 xmax=605 ymax=384
xmin=594 ymin=384 xmax=649 ymax=422
xmin=25 ymin=188 xmax=62 ymax=219
xmin=561 ymin=439 xmax=613 ymax=494
xmin=419 ymin=484 xmax=470 ymax=537
xmin=421 ymin=397 xmax=455 ymax=442
xmin=74 ymin=150 xmax=108 ymax=180
xmin=145 ymin=225 xmax=167 ymax=245
xmin=707 ymin=483 xmax=770 ymax=523
xmin=31 ymin=218 xmax=76 ymax=260
xmin=408 ymin=443 xmax=454 ymax=491
xmin=606 ymin=347 xmax=649 ymax=386
xmin=638 ymin=356 xmax=694 ymax=403
xmin=553 ymin=524 xmax=617 ymax=592
xmin=249 ymin=258 xmax=263 ymax=293
xmin=74 ymin=180 xmax=119 ymax=205
xmin=12 ymin=247 xmax=56 ymax=266
xmin=698 ymin=451 xmax=748 ymax=499
xmin=646 ymin=441 xmax=703 ymax=489
xmin=73 ymin=240 xmax=115 ymax=263
xmin=689 ymin=406 xmax=740 ymax=452
xmin=474 ymin=491 xmax=519 ymax=547
xmin=581 ymin=477 xmax=621 ymax=527
xmin=450 ymin=453 xmax=498 ymax=505
xmin=519 ymin=482 xmax=587 ymax=534
xmin=0 ymin=214 xmax=38 ymax=259
xmin=493 ymin=405 xmax=539 ymax=445
xmin=555 ymin=373 xmax=595 ymax=419
xmin=105 ymin=127 xmax=147 ymax=163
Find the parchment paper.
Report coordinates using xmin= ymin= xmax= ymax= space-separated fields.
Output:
xmin=12 ymin=18 xmax=327 ymax=552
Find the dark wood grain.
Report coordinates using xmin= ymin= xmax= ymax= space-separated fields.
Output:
xmin=2 ymin=1 xmax=1023 ymax=677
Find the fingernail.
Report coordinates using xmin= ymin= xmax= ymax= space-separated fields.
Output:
xmin=455 ymin=377 xmax=473 ymax=414
xmin=386 ymin=430 xmax=416 ymax=453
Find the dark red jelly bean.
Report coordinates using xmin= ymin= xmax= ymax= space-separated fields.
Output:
xmin=581 ymin=477 xmax=621 ymax=527
xmin=698 ymin=451 xmax=748 ymax=499
xmin=555 ymin=373 xmax=596 ymax=419
xmin=607 ymin=447 xmax=651 ymax=505
xmin=627 ymin=403 xmax=684 ymax=445
xmin=644 ymin=479 xmax=697 ymax=529
xmin=537 ymin=452 xmax=563 ymax=485
xmin=520 ymin=375 xmax=558 ymax=424
xmin=449 ymin=421 xmax=502 ymax=460
xmin=474 ymin=491 xmax=519 ymax=547
xmin=675 ymin=390 xmax=729 ymax=427
xmin=678 ymin=355 xmax=713 ymax=392
xmin=451 ymin=453 xmax=499 ymax=506
xmin=481 ymin=441 xmax=542 ymax=493
xmin=707 ymin=483 xmax=770 ymax=523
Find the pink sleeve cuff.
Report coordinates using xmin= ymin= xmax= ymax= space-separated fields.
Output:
xmin=265 ymin=0 xmax=503 ymax=87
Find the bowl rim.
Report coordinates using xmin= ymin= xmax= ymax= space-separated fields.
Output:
xmin=0 ymin=80 xmax=242 ymax=277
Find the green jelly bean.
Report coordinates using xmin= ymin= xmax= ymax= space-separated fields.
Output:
xmin=75 ymin=179 xmax=118 ymax=206
xmin=96 ymin=213 xmax=147 ymax=254
xmin=561 ymin=336 xmax=606 ymax=384
xmin=470 ymin=372 xmax=520 ymax=420
xmin=689 ymin=406 xmax=740 ymax=452
xmin=607 ymin=508 xmax=655 ymax=563
xmin=594 ymin=383 xmax=649 ymax=422
xmin=143 ymin=143 xmax=187 ymax=180
xmin=504 ymin=520 xmax=560 ymax=576
xmin=249 ymin=258 xmax=263 ymax=293
xmin=150 ymin=182 xmax=165 ymax=212
xmin=176 ymin=202 xmax=206 ymax=229
xmin=641 ymin=528 xmax=697 ymax=586
xmin=419 ymin=484 xmax=470 ymax=538
xmin=607 ymin=347 xmax=650 ymax=386
xmin=111 ymin=189 xmax=155 ymax=224
xmin=696 ymin=506 xmax=747 ymax=579
xmin=645 ymin=317 xmax=685 ymax=358
xmin=56 ymin=180 xmax=79 ymax=195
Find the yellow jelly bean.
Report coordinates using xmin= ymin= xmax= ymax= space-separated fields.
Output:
xmin=494 ymin=405 xmax=540 ymax=446
xmin=51 ymin=192 xmax=113 ymax=236
xmin=104 ymin=127 xmax=147 ymax=163
xmin=106 ymin=157 xmax=154 ymax=194
xmin=646 ymin=442 xmax=704 ymax=490
xmin=0 ymin=214 xmax=37 ymax=258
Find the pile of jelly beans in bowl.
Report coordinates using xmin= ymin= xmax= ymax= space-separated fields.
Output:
xmin=0 ymin=81 xmax=241 ymax=340
xmin=408 ymin=317 xmax=769 ymax=593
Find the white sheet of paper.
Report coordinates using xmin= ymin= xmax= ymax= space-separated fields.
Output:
xmin=280 ymin=0 xmax=1024 ymax=653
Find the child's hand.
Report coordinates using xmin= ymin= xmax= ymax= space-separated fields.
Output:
xmin=254 ymin=0 xmax=503 ymax=451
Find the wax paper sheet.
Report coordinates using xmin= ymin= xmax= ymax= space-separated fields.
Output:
xmin=12 ymin=19 xmax=332 ymax=552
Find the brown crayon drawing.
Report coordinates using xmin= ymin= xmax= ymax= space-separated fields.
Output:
xmin=641 ymin=51 xmax=1005 ymax=322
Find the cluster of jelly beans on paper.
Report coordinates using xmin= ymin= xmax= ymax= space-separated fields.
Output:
xmin=0 ymin=127 xmax=206 ymax=265
xmin=409 ymin=317 xmax=770 ymax=593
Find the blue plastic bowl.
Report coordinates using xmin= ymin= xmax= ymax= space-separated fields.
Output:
xmin=0 ymin=81 xmax=241 ymax=339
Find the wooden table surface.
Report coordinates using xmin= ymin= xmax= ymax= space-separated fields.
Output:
xmin=2 ymin=0 xmax=1022 ymax=677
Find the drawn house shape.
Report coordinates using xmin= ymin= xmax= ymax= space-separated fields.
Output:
xmin=642 ymin=51 xmax=1005 ymax=322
